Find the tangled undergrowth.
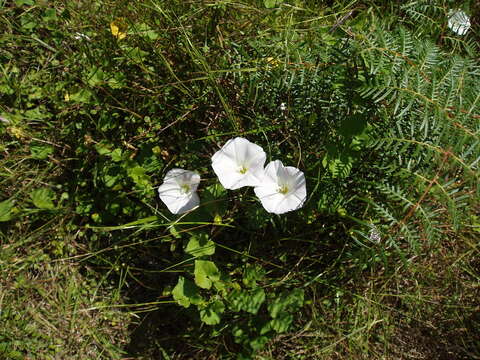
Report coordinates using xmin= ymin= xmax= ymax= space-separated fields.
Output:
xmin=1 ymin=0 xmax=479 ymax=359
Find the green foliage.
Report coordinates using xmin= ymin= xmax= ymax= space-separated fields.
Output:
xmin=185 ymin=233 xmax=216 ymax=257
xmin=1 ymin=0 xmax=479 ymax=358
xmin=30 ymin=188 xmax=56 ymax=210
xmin=172 ymin=276 xmax=203 ymax=308
xmin=0 ymin=199 xmax=14 ymax=222
xmin=194 ymin=260 xmax=221 ymax=289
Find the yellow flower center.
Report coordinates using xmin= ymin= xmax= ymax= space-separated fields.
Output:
xmin=238 ymin=165 xmax=248 ymax=174
xmin=180 ymin=184 xmax=191 ymax=194
xmin=277 ymin=185 xmax=289 ymax=195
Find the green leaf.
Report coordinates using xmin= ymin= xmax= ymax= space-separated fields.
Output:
xmin=268 ymin=289 xmax=304 ymax=318
xmin=194 ymin=260 xmax=220 ymax=289
xmin=15 ymin=0 xmax=34 ymax=6
xmin=172 ymin=276 xmax=203 ymax=308
xmin=185 ymin=233 xmax=215 ymax=257
xmin=94 ymin=142 xmax=113 ymax=156
xmin=102 ymin=166 xmax=122 ymax=188
xmin=111 ymin=148 xmax=123 ymax=162
xmin=202 ymin=183 xmax=227 ymax=220
xmin=30 ymin=188 xmax=56 ymax=209
xmin=242 ymin=264 xmax=265 ymax=288
xmin=199 ymin=300 xmax=225 ymax=325
xmin=42 ymin=8 xmax=57 ymax=22
xmin=69 ymin=88 xmax=92 ymax=103
xmin=249 ymin=335 xmax=269 ymax=351
xmin=339 ymin=113 xmax=368 ymax=137
xmin=270 ymin=313 xmax=293 ymax=333
xmin=30 ymin=143 xmax=54 ymax=160
xmin=126 ymin=164 xmax=151 ymax=189
xmin=228 ymin=288 xmax=266 ymax=314
xmin=322 ymin=151 xmax=354 ymax=179
xmin=0 ymin=199 xmax=14 ymax=222
xmin=264 ymin=0 xmax=277 ymax=8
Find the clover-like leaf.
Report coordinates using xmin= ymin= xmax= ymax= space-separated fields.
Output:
xmin=194 ymin=260 xmax=220 ymax=289
xmin=199 ymin=300 xmax=225 ymax=325
xmin=185 ymin=233 xmax=215 ymax=257
xmin=172 ymin=276 xmax=203 ymax=308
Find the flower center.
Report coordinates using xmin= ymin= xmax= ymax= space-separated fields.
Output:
xmin=180 ymin=184 xmax=191 ymax=194
xmin=238 ymin=165 xmax=248 ymax=174
xmin=277 ymin=185 xmax=290 ymax=195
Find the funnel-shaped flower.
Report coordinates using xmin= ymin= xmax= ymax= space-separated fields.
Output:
xmin=254 ymin=160 xmax=306 ymax=215
xmin=158 ymin=169 xmax=200 ymax=214
xmin=211 ymin=137 xmax=266 ymax=190
xmin=448 ymin=10 xmax=470 ymax=36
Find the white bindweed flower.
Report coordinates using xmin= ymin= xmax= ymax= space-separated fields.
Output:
xmin=448 ymin=10 xmax=471 ymax=36
xmin=254 ymin=160 xmax=306 ymax=215
xmin=211 ymin=137 xmax=266 ymax=190
xmin=158 ymin=168 xmax=200 ymax=214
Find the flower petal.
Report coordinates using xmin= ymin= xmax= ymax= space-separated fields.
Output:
xmin=158 ymin=168 xmax=200 ymax=214
xmin=211 ymin=137 xmax=266 ymax=189
xmin=254 ymin=160 xmax=306 ymax=214
xmin=164 ymin=168 xmax=200 ymax=190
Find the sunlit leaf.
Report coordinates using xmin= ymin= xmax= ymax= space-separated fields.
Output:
xmin=30 ymin=188 xmax=56 ymax=210
xmin=194 ymin=260 xmax=220 ymax=289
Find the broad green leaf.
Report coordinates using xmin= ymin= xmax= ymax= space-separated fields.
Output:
xmin=194 ymin=260 xmax=220 ymax=289
xmin=242 ymin=264 xmax=265 ymax=288
xmin=102 ymin=166 xmax=122 ymax=188
xmin=30 ymin=143 xmax=53 ymax=160
xmin=15 ymin=0 xmax=34 ymax=5
xmin=0 ymin=200 xmax=14 ymax=222
xmin=185 ymin=233 xmax=215 ymax=257
xmin=199 ymin=300 xmax=225 ymax=325
xmin=270 ymin=313 xmax=293 ymax=333
xmin=30 ymin=188 xmax=56 ymax=209
xmin=111 ymin=148 xmax=123 ymax=162
xmin=94 ymin=142 xmax=112 ymax=156
xmin=69 ymin=88 xmax=92 ymax=103
xmin=228 ymin=288 xmax=265 ymax=314
xmin=172 ymin=276 xmax=203 ymax=308
xmin=126 ymin=164 xmax=151 ymax=189
xmin=264 ymin=0 xmax=277 ymax=8
xmin=249 ymin=335 xmax=269 ymax=351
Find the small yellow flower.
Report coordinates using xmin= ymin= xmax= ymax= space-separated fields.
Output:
xmin=110 ymin=19 xmax=127 ymax=40
xmin=7 ymin=126 xmax=27 ymax=139
xmin=265 ymin=57 xmax=281 ymax=67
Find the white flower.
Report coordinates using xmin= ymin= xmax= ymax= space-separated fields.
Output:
xmin=211 ymin=137 xmax=266 ymax=190
xmin=158 ymin=169 xmax=200 ymax=214
xmin=368 ymin=226 xmax=381 ymax=243
xmin=448 ymin=10 xmax=471 ymax=36
xmin=280 ymin=102 xmax=287 ymax=111
xmin=74 ymin=32 xmax=91 ymax=41
xmin=254 ymin=160 xmax=306 ymax=215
